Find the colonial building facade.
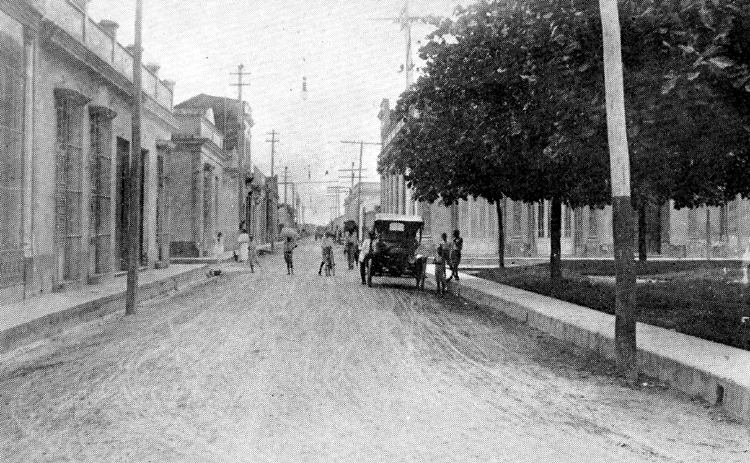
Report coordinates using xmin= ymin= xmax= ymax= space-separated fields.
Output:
xmin=378 ymin=99 xmax=750 ymax=263
xmin=0 ymin=0 xmax=178 ymax=305
xmin=171 ymin=94 xmax=279 ymax=253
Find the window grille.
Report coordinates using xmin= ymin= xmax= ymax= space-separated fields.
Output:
xmin=728 ymin=200 xmax=738 ymax=235
xmin=512 ymin=201 xmax=523 ymax=237
xmin=588 ymin=207 xmax=599 ymax=239
xmin=537 ymin=202 xmax=545 ymax=238
xmin=687 ymin=208 xmax=698 ymax=238
xmin=55 ymin=89 xmax=88 ymax=282
xmin=0 ymin=14 xmax=24 ymax=289
xmin=203 ymin=166 xmax=212 ymax=255
xmin=564 ymin=207 xmax=572 ymax=238
xmin=156 ymin=153 xmax=167 ymax=261
xmin=89 ymin=107 xmax=115 ymax=274
xmin=115 ymin=138 xmax=130 ymax=271
xmin=719 ymin=205 xmax=728 ymax=241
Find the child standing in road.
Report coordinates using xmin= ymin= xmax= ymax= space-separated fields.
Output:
xmin=284 ymin=236 xmax=297 ymax=275
xmin=435 ymin=232 xmax=449 ymax=295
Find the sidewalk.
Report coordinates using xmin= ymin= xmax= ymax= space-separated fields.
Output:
xmin=170 ymin=241 xmax=282 ymax=265
xmin=425 ymin=265 xmax=750 ymax=423
xmin=0 ymin=264 xmax=210 ymax=354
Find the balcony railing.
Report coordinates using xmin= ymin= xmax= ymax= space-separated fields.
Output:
xmin=40 ymin=0 xmax=174 ymax=111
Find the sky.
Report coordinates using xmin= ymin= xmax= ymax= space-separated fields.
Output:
xmin=87 ymin=0 xmax=463 ymax=224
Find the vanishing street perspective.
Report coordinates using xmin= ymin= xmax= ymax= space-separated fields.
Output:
xmin=2 ymin=0 xmax=750 ymax=461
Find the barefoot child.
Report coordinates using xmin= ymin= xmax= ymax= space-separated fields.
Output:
xmin=435 ymin=232 xmax=449 ymax=295
xmin=284 ymin=236 xmax=297 ymax=275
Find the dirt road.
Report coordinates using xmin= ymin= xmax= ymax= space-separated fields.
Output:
xmin=1 ymin=241 xmax=748 ymax=462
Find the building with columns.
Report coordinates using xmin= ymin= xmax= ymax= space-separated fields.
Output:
xmin=0 ymin=0 xmax=178 ymax=305
xmin=378 ymin=98 xmax=750 ymax=263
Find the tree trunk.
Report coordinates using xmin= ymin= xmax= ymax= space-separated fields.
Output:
xmin=496 ymin=200 xmax=505 ymax=268
xmin=706 ymin=208 xmax=711 ymax=261
xmin=638 ymin=201 xmax=647 ymax=262
xmin=550 ymin=196 xmax=562 ymax=281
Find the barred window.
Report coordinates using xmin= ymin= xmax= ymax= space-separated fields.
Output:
xmin=89 ymin=107 xmax=116 ymax=274
xmin=537 ymin=202 xmax=545 ymax=238
xmin=55 ymin=89 xmax=88 ymax=281
xmin=687 ymin=208 xmax=698 ymax=238
xmin=564 ymin=206 xmax=572 ymax=238
xmin=512 ymin=201 xmax=523 ymax=237
xmin=588 ymin=207 xmax=598 ymax=238
xmin=719 ymin=205 xmax=728 ymax=241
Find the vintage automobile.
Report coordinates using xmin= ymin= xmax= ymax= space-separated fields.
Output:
xmin=364 ymin=213 xmax=427 ymax=289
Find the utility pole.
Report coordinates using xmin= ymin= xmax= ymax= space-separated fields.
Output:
xmin=342 ymin=140 xmax=381 ymax=239
xmin=370 ymin=0 xmax=432 ymax=88
xmin=265 ymin=130 xmax=279 ymax=250
xmin=266 ymin=130 xmax=279 ymax=177
xmin=230 ymin=65 xmax=252 ymax=227
xmin=284 ymin=166 xmax=288 ymax=205
xmin=598 ymin=0 xmax=637 ymax=380
xmin=125 ymin=0 xmax=143 ymax=316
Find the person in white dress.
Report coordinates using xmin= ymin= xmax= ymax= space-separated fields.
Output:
xmin=236 ymin=226 xmax=249 ymax=262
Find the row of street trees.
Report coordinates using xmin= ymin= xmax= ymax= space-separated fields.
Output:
xmin=379 ymin=0 xmax=750 ymax=376
xmin=380 ymin=0 xmax=750 ymax=273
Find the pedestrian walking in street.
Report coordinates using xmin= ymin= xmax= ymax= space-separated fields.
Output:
xmin=247 ymin=234 xmax=259 ymax=273
xmin=319 ymin=233 xmax=334 ymax=276
xmin=447 ymin=229 xmax=464 ymax=282
xmin=435 ymin=232 xmax=449 ymax=295
xmin=236 ymin=226 xmax=249 ymax=262
xmin=345 ymin=230 xmax=357 ymax=270
xmin=359 ymin=229 xmax=376 ymax=285
xmin=284 ymin=236 xmax=297 ymax=275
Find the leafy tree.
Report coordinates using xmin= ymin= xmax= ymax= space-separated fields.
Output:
xmin=380 ymin=0 xmax=750 ymax=275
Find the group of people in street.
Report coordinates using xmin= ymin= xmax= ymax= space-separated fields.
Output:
xmin=434 ymin=230 xmax=463 ymax=296
xmin=230 ymin=222 xmax=463 ymax=293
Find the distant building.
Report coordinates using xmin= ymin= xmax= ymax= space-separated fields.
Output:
xmin=343 ymin=182 xmax=380 ymax=233
xmin=172 ymin=93 xmax=282 ymax=248
xmin=379 ymin=99 xmax=498 ymax=262
xmin=167 ymin=105 xmax=234 ymax=257
xmin=0 ymin=0 xmax=178 ymax=304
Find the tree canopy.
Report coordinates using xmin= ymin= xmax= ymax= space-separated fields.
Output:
xmin=379 ymin=0 xmax=750 ymax=270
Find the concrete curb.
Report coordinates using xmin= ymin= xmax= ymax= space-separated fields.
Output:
xmin=0 ymin=265 xmax=210 ymax=354
xmin=424 ymin=267 xmax=750 ymax=423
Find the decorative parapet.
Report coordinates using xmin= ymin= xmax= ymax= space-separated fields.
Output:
xmin=40 ymin=0 xmax=174 ymax=111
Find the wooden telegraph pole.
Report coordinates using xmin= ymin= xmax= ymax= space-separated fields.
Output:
xmin=266 ymin=130 xmax=279 ymax=250
xmin=231 ymin=65 xmax=252 ymax=228
xmin=125 ymin=0 xmax=143 ymax=316
xmin=598 ymin=0 xmax=637 ymax=379
xmin=342 ymin=140 xmax=381 ymax=239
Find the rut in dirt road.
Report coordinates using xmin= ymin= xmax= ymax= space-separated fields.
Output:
xmin=0 ymin=241 xmax=748 ymax=462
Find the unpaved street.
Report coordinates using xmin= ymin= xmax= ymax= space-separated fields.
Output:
xmin=1 ymin=241 xmax=748 ymax=462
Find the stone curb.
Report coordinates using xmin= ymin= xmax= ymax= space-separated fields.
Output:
xmin=0 ymin=265 xmax=210 ymax=354
xmin=424 ymin=267 xmax=750 ymax=424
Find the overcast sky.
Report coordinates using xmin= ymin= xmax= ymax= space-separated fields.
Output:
xmin=88 ymin=0 xmax=462 ymax=224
